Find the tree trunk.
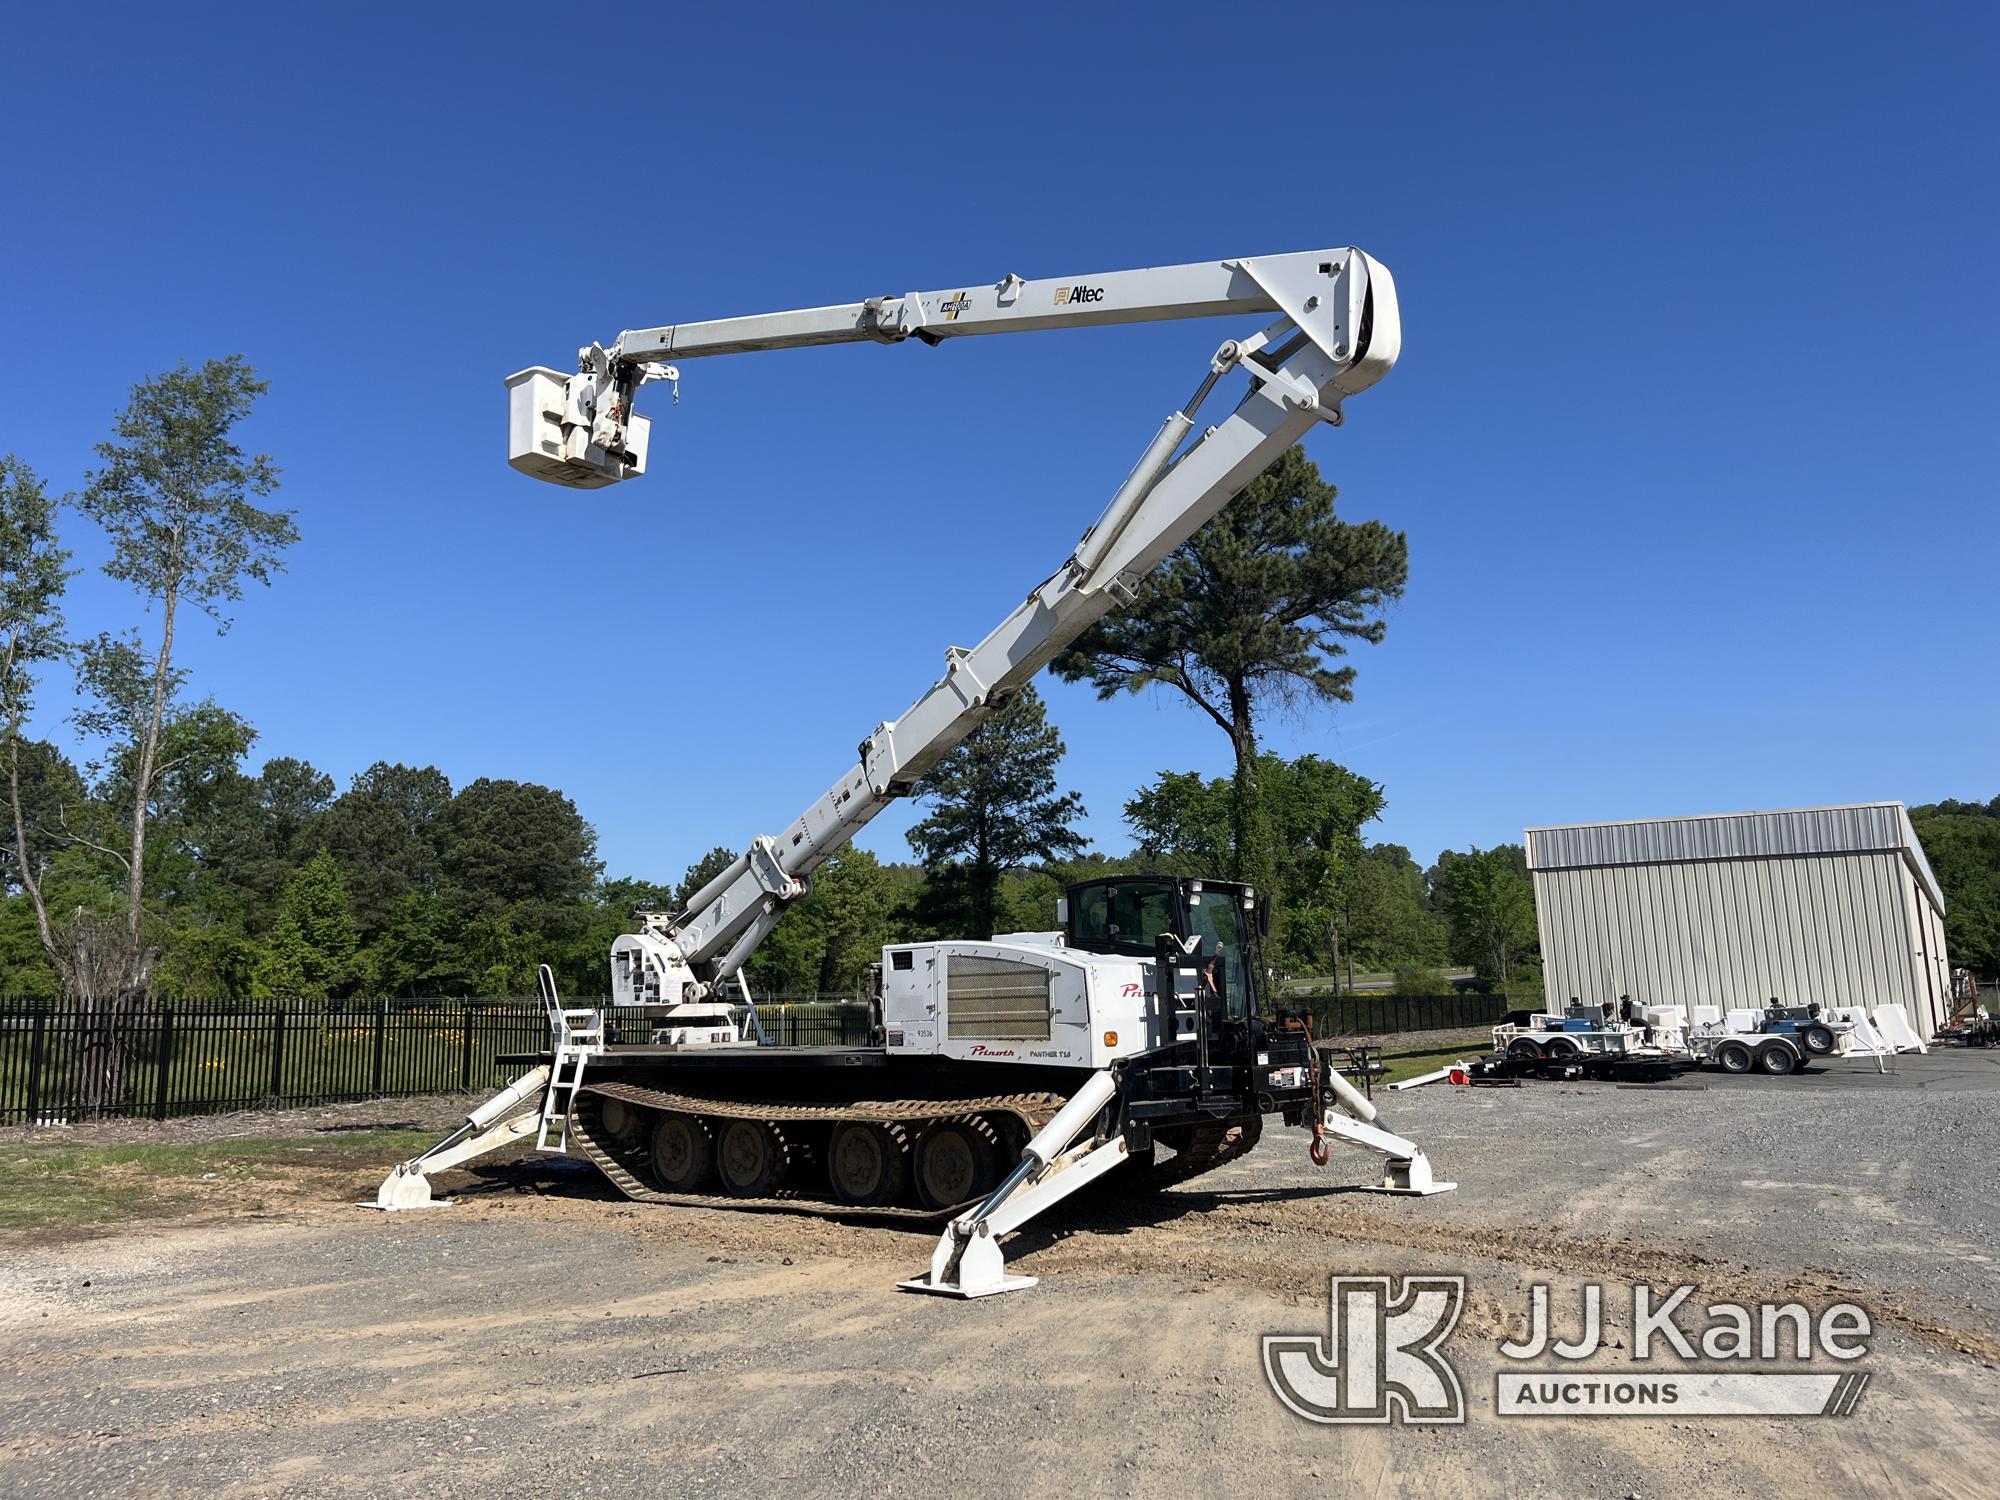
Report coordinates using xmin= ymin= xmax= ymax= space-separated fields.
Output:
xmin=125 ymin=574 xmax=179 ymax=958
xmin=1223 ymin=677 xmax=1274 ymax=897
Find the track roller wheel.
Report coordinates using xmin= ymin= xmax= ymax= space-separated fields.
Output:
xmin=913 ymin=1121 xmax=1001 ymax=1210
xmin=715 ymin=1119 xmax=788 ymax=1196
xmin=650 ymin=1114 xmax=714 ymax=1192
xmin=826 ymin=1122 xmax=911 ymax=1208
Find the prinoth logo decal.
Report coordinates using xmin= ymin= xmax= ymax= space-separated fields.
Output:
xmin=968 ymin=1044 xmax=1017 ymax=1058
xmin=940 ymin=291 xmax=972 ymax=320
xmin=1054 ymin=284 xmax=1106 ymax=305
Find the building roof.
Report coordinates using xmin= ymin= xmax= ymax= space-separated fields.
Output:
xmin=1524 ymin=802 xmax=1945 ymax=911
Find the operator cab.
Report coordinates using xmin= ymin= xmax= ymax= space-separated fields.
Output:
xmin=1061 ymin=875 xmax=1270 ymax=1021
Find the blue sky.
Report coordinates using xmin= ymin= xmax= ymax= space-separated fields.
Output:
xmin=2 ymin=4 xmax=1993 ymax=886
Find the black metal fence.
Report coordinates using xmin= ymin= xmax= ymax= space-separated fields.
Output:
xmin=1 ymin=990 xmax=1492 ymax=1125
xmin=0 ymin=999 xmax=873 ymax=1125
xmin=1281 ymin=991 xmax=1510 ymax=1038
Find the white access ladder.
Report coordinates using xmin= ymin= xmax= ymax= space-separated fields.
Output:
xmin=535 ymin=964 xmax=605 ymax=1152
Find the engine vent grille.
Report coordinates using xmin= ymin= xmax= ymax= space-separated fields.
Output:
xmin=946 ymin=955 xmax=1052 ymax=1040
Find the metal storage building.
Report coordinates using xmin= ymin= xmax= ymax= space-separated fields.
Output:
xmin=1525 ymin=803 xmax=1950 ymax=1040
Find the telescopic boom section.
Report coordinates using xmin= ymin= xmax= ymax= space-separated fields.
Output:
xmin=506 ymin=249 xmax=1401 ymax=1003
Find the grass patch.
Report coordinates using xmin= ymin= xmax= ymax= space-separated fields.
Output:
xmin=0 ymin=1129 xmax=437 ymax=1233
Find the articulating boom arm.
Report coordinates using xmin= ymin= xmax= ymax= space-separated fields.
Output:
xmin=510 ymin=250 xmax=1400 ymax=1004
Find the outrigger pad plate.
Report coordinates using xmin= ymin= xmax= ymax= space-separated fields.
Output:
xmin=896 ymin=1272 xmax=1038 ymax=1299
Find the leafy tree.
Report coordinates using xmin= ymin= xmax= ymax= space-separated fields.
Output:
xmin=317 ymin=762 xmax=453 ymax=933
xmin=64 ymin=358 xmax=294 ymax=1081
xmin=256 ymin=851 xmax=360 ymax=998
xmin=746 ymin=846 xmax=896 ymax=995
xmin=0 ymin=455 xmax=75 ymax=963
xmin=1126 ymin=769 xmax=1232 ymax=876
xmin=906 ymin=685 xmax=1087 ymax=939
xmin=177 ymin=756 xmax=337 ymax=931
xmin=1431 ymin=844 xmax=1538 ymax=991
xmin=439 ymin=777 xmax=601 ymax=914
xmin=360 ymin=889 xmax=462 ymax=998
xmin=1339 ymin=844 xmax=1449 ymax=975
xmin=1054 ymin=445 xmax=1405 ymax=894
xmin=1126 ymin=751 xmax=1385 ymax=975
xmin=1909 ymin=799 xmax=2000 ymax=977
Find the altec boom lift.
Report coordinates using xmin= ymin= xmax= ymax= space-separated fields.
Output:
xmin=376 ymin=248 xmax=1455 ymax=1296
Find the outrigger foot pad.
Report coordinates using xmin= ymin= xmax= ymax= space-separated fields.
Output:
xmin=362 ymin=1164 xmax=454 ymax=1211
xmin=1356 ymin=1151 xmax=1455 ymax=1196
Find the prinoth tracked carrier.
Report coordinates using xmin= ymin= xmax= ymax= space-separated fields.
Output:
xmin=373 ymin=247 xmax=1455 ymax=1296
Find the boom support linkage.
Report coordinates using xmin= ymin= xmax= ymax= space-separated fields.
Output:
xmin=507 ymin=249 xmax=1401 ymax=1005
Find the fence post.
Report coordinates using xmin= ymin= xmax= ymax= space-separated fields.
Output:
xmin=460 ymin=1005 xmax=473 ymax=1090
xmin=270 ymin=1008 xmax=288 ymax=1101
xmin=372 ymin=1001 xmax=387 ymax=1093
xmin=26 ymin=1009 xmax=47 ymax=1123
xmin=155 ymin=1008 xmax=176 ymax=1121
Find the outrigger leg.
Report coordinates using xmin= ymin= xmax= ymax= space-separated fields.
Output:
xmin=365 ymin=1064 xmax=551 ymax=1210
xmin=1316 ymin=1064 xmax=1455 ymax=1196
xmin=900 ymin=1071 xmax=1126 ymax=1298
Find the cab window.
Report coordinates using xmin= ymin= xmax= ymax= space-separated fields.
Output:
xmin=1071 ymin=879 xmax=1178 ymax=955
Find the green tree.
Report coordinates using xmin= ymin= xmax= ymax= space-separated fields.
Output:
xmin=1431 ymin=844 xmax=1538 ymax=992
xmin=439 ymin=777 xmax=601 ymax=914
xmin=318 ymin=762 xmax=454 ymax=935
xmin=0 ymin=455 xmax=76 ymax=968
xmin=1340 ymin=843 xmax=1449 ymax=975
xmin=745 ymin=846 xmax=897 ymax=995
xmin=69 ymin=358 xmax=294 ymax=1053
xmin=256 ymin=851 xmax=360 ymax=998
xmin=1909 ymin=798 xmax=2000 ymax=978
xmin=1126 ymin=751 xmax=1384 ymax=976
xmin=361 ymin=889 xmax=463 ymax=998
xmin=1054 ymin=445 xmax=1405 ymax=895
xmin=907 ymin=685 xmax=1088 ymax=939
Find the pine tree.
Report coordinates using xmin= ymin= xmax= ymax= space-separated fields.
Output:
xmin=1053 ymin=445 xmax=1404 ymax=895
xmin=907 ymin=684 xmax=1088 ymax=938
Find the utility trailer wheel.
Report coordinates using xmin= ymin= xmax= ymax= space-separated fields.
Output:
xmin=914 ymin=1123 xmax=1000 ymax=1211
xmin=1716 ymin=1041 xmax=1754 ymax=1074
xmin=1543 ymin=1037 xmax=1582 ymax=1059
xmin=1758 ymin=1043 xmax=1798 ymax=1076
xmin=1507 ymin=1038 xmax=1544 ymax=1061
xmin=650 ymin=1114 xmax=715 ymax=1192
xmin=715 ymin=1120 xmax=787 ymax=1196
xmin=826 ymin=1122 xmax=910 ymax=1208
xmin=1800 ymin=1024 xmax=1837 ymax=1056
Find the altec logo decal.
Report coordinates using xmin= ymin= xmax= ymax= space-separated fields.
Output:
xmin=940 ymin=292 xmax=972 ymax=321
xmin=1054 ymin=285 xmax=1106 ymax=306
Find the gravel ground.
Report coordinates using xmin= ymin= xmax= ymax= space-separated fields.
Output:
xmin=2 ymin=1050 xmax=1997 ymax=1498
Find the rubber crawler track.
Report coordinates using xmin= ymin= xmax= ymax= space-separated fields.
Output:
xmin=571 ymin=1081 xmax=1065 ymax=1222
xmin=1130 ymin=1114 xmax=1265 ymax=1190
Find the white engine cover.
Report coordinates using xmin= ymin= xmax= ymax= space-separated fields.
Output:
xmin=880 ymin=939 xmax=1158 ymax=1069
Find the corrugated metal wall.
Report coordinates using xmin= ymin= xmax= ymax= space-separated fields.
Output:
xmin=1533 ymin=850 xmax=1938 ymax=1036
